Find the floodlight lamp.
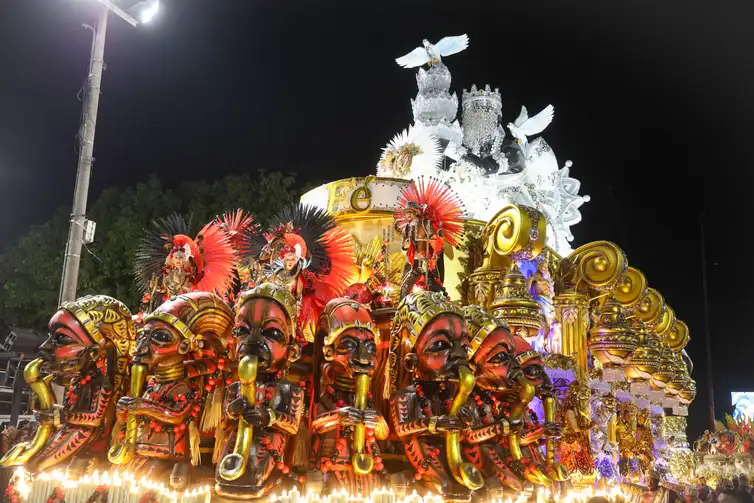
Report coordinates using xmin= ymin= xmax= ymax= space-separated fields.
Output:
xmin=136 ymin=0 xmax=159 ymax=24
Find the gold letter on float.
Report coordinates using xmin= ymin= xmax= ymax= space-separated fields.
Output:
xmin=350 ymin=185 xmax=373 ymax=212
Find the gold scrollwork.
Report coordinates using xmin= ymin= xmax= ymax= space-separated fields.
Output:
xmin=634 ymin=288 xmax=665 ymax=329
xmin=555 ymin=241 xmax=627 ymax=294
xmin=614 ymin=267 xmax=647 ymax=309
xmin=482 ymin=205 xmax=546 ymax=269
xmin=665 ymin=319 xmax=690 ymax=351
xmin=655 ymin=305 xmax=676 ymax=338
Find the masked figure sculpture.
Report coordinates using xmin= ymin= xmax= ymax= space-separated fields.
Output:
xmin=134 ymin=214 xmax=237 ymax=313
xmin=311 ymin=298 xmax=387 ymax=494
xmin=0 ymin=295 xmax=135 ymax=473
xmin=215 ymin=283 xmax=305 ymax=499
xmin=394 ymin=178 xmax=464 ymax=299
xmin=461 ymin=306 xmax=521 ymax=493
xmin=111 ymin=292 xmax=233 ymax=488
xmin=388 ymin=291 xmax=484 ymax=501
xmin=247 ymin=204 xmax=357 ymax=342
xmin=504 ymin=335 xmax=567 ymax=485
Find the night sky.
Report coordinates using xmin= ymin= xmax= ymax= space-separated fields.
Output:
xmin=1 ymin=0 xmax=753 ymax=440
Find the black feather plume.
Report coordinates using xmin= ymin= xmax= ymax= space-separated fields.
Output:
xmin=133 ymin=214 xmax=192 ymax=292
xmin=246 ymin=204 xmax=336 ymax=275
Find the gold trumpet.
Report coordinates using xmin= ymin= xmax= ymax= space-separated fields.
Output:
xmin=219 ymin=355 xmax=258 ymax=481
xmin=507 ymin=375 xmax=551 ymax=485
xmin=0 ymin=359 xmax=55 ymax=467
xmin=352 ymin=373 xmax=374 ymax=475
xmin=543 ymin=396 xmax=569 ymax=481
xmin=108 ymin=363 xmax=147 ymax=464
xmin=446 ymin=366 xmax=484 ymax=490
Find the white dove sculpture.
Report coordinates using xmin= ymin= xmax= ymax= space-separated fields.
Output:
xmin=395 ymin=35 xmax=469 ymax=68
xmin=507 ymin=105 xmax=555 ymax=155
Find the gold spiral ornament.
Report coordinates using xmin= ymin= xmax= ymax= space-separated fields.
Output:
xmin=219 ymin=355 xmax=258 ymax=480
xmin=614 ymin=267 xmax=647 ymax=309
xmin=635 ymin=288 xmax=665 ymax=329
xmin=655 ymin=306 xmax=676 ymax=338
xmin=0 ymin=359 xmax=56 ymax=466
xmin=665 ymin=319 xmax=690 ymax=351
xmin=484 ymin=205 xmax=546 ymax=262
xmin=573 ymin=241 xmax=627 ymax=291
xmin=446 ymin=366 xmax=484 ymax=490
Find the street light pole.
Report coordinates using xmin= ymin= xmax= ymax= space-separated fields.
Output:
xmin=59 ymin=3 xmax=109 ymax=305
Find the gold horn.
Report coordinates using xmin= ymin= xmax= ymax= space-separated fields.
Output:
xmin=219 ymin=355 xmax=258 ymax=481
xmin=543 ymin=396 xmax=569 ymax=481
xmin=352 ymin=372 xmax=374 ymax=475
xmin=0 ymin=359 xmax=56 ymax=466
xmin=507 ymin=375 xmax=551 ymax=485
xmin=108 ymin=363 xmax=147 ymax=464
xmin=446 ymin=365 xmax=484 ymax=490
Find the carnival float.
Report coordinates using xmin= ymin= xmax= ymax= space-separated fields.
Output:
xmin=3 ymin=34 xmax=735 ymax=503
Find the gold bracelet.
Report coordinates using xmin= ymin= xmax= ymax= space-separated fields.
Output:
xmin=268 ymin=409 xmax=278 ymax=426
xmin=428 ymin=416 xmax=438 ymax=434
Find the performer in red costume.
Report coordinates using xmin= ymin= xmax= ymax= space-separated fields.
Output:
xmin=247 ymin=204 xmax=356 ymax=342
xmin=134 ymin=214 xmax=237 ymax=313
xmin=394 ymin=178 xmax=464 ymax=300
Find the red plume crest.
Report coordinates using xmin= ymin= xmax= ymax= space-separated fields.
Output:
xmin=395 ymin=177 xmax=465 ymax=246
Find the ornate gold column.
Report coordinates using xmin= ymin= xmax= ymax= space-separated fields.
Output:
xmin=553 ymin=241 xmax=628 ymax=381
xmin=554 ymin=292 xmax=590 ymax=381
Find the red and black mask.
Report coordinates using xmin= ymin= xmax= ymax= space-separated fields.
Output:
xmin=133 ymin=319 xmax=186 ymax=371
xmin=324 ymin=327 xmax=377 ymax=378
xmin=407 ymin=314 xmax=470 ymax=381
xmin=512 ymin=335 xmax=553 ymax=396
xmin=471 ymin=327 xmax=522 ymax=390
xmin=235 ymin=297 xmax=299 ymax=373
xmin=41 ymin=310 xmax=98 ymax=384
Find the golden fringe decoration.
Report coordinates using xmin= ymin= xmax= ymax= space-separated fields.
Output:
xmin=189 ymin=420 xmax=201 ymax=466
xmin=292 ymin=422 xmax=311 ymax=470
xmin=201 ymin=384 xmax=225 ymax=432
xmin=213 ymin=421 xmax=227 ymax=464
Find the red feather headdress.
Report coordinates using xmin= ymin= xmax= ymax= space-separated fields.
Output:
xmin=134 ymin=214 xmax=237 ymax=299
xmin=216 ymin=209 xmax=258 ymax=257
xmin=394 ymin=177 xmax=465 ymax=246
xmin=248 ymin=204 xmax=357 ymax=341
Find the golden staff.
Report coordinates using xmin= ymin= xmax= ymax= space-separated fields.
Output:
xmin=351 ymin=373 xmax=374 ymax=475
xmin=108 ymin=363 xmax=147 ymax=464
xmin=219 ymin=355 xmax=258 ymax=480
xmin=0 ymin=359 xmax=56 ymax=466
xmin=446 ymin=365 xmax=484 ymax=490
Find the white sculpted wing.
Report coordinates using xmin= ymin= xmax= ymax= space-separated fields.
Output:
xmin=513 ymin=106 xmax=529 ymax=127
xmin=395 ymin=47 xmax=431 ymax=68
xmin=434 ymin=34 xmax=469 ymax=56
xmin=518 ymin=104 xmax=555 ymax=136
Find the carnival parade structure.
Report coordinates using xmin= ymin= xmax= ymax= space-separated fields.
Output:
xmin=4 ymin=34 xmax=736 ymax=503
